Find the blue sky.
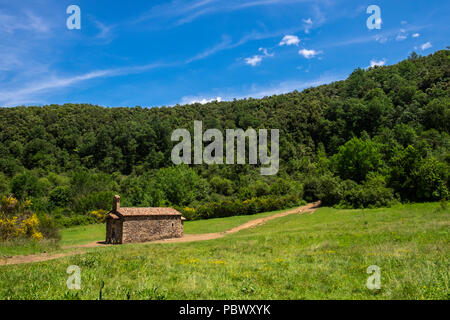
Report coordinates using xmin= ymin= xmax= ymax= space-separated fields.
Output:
xmin=0 ymin=0 xmax=448 ymax=108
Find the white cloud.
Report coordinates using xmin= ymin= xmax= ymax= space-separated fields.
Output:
xmin=421 ymin=42 xmax=432 ymax=50
xmin=412 ymin=33 xmax=420 ymax=38
xmin=298 ymin=48 xmax=322 ymax=59
xmin=370 ymin=59 xmax=386 ymax=68
xmin=181 ymin=96 xmax=222 ymax=105
xmin=245 ymin=55 xmax=263 ymax=66
xmin=279 ymin=35 xmax=300 ymax=46
xmin=244 ymin=48 xmax=273 ymax=67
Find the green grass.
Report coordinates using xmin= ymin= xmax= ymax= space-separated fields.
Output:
xmin=60 ymin=224 xmax=106 ymax=247
xmin=0 ymin=239 xmax=60 ymax=257
xmin=0 ymin=202 xmax=448 ymax=300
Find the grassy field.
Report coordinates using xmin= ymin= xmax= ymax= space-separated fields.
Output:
xmin=0 ymin=202 xmax=448 ymax=300
xmin=0 ymin=239 xmax=60 ymax=257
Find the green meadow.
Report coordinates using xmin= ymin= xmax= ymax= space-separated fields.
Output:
xmin=0 ymin=202 xmax=448 ymax=300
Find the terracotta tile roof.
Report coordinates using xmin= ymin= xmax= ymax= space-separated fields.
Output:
xmin=107 ymin=213 xmax=120 ymax=219
xmin=116 ymin=207 xmax=182 ymax=216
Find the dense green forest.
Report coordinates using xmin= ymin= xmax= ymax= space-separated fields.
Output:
xmin=0 ymin=49 xmax=449 ymax=230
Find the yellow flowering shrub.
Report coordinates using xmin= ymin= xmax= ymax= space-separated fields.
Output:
xmin=90 ymin=209 xmax=107 ymax=223
xmin=16 ymin=213 xmax=40 ymax=237
xmin=31 ymin=231 xmax=43 ymax=241
xmin=0 ymin=196 xmax=43 ymax=241
xmin=181 ymin=207 xmax=196 ymax=220
xmin=0 ymin=216 xmax=18 ymax=240
xmin=1 ymin=195 xmax=18 ymax=215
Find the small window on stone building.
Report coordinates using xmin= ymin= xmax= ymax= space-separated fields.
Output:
xmin=172 ymin=222 xmax=174 ymax=227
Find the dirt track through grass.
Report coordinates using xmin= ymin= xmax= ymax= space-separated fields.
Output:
xmin=0 ymin=202 xmax=320 ymax=266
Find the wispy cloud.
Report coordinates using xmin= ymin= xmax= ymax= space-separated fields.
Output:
xmin=302 ymin=17 xmax=313 ymax=34
xmin=0 ymin=71 xmax=110 ymax=107
xmin=186 ymin=27 xmax=302 ymax=64
xmin=241 ymin=75 xmax=340 ymax=98
xmin=323 ymin=25 xmax=427 ymax=49
xmin=93 ymin=19 xmax=114 ymax=41
xmin=396 ymin=34 xmax=407 ymax=41
xmin=186 ymin=35 xmax=233 ymax=63
xmin=0 ymin=10 xmax=51 ymax=34
xmin=135 ymin=0 xmax=318 ymax=27
xmin=395 ymin=29 xmax=407 ymax=41
xmin=175 ymin=0 xmax=304 ymax=26
xmin=0 ymin=63 xmax=169 ymax=107
xmin=375 ymin=34 xmax=388 ymax=43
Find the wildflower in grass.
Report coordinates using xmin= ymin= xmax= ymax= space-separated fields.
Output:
xmin=209 ymin=260 xmax=226 ymax=265
xmin=179 ymin=258 xmax=200 ymax=265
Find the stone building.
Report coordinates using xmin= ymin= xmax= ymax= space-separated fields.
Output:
xmin=106 ymin=195 xmax=185 ymax=244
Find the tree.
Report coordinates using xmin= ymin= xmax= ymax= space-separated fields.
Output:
xmin=331 ymin=137 xmax=384 ymax=183
xmin=49 ymin=186 xmax=71 ymax=208
xmin=10 ymin=173 xmax=40 ymax=199
xmin=422 ymin=98 xmax=450 ymax=132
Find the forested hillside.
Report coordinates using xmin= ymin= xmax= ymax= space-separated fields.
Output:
xmin=0 ymin=49 xmax=448 ymax=228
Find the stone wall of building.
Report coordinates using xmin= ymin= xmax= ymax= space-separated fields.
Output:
xmin=122 ymin=215 xmax=183 ymax=243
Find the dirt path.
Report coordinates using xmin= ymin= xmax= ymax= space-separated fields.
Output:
xmin=153 ymin=201 xmax=320 ymax=244
xmin=0 ymin=202 xmax=320 ymax=266
xmin=0 ymin=250 xmax=85 ymax=266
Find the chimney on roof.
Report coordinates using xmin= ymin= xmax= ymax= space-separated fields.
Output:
xmin=113 ymin=195 xmax=120 ymax=212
